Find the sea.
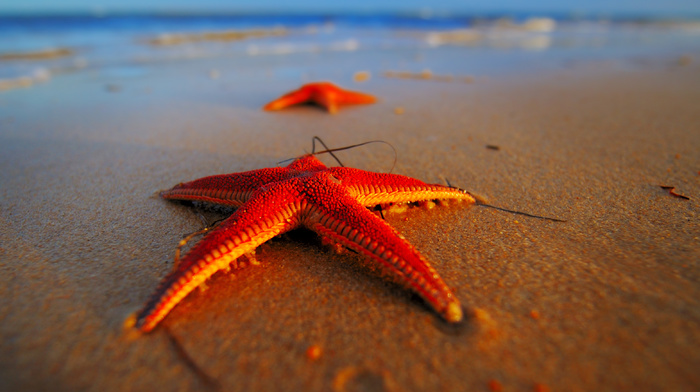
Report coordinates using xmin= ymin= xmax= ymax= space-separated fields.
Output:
xmin=1 ymin=12 xmax=699 ymax=90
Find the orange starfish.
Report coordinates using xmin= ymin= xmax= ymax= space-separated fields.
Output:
xmin=128 ymin=151 xmax=475 ymax=333
xmin=263 ymin=82 xmax=376 ymax=114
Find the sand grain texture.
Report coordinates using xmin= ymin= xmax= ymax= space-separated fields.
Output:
xmin=1 ymin=62 xmax=699 ymax=391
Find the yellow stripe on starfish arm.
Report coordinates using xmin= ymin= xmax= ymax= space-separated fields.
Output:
xmin=133 ymin=203 xmax=302 ymax=332
xmin=352 ymin=184 xmax=475 ymax=207
xmin=307 ymin=203 xmax=463 ymax=323
xmin=160 ymin=167 xmax=294 ymax=206
xmin=160 ymin=187 xmax=250 ymax=206
xmin=326 ymin=168 xmax=475 ymax=207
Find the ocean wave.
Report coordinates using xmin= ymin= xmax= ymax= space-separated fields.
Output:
xmin=0 ymin=47 xmax=74 ymax=61
xmin=0 ymin=14 xmax=698 ymax=88
xmin=423 ymin=17 xmax=556 ymax=49
xmin=0 ymin=67 xmax=51 ymax=91
xmin=147 ymin=28 xmax=287 ymax=46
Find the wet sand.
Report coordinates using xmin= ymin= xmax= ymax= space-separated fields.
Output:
xmin=0 ymin=56 xmax=699 ymax=391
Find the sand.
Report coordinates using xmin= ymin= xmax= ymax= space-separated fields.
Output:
xmin=1 ymin=54 xmax=699 ymax=391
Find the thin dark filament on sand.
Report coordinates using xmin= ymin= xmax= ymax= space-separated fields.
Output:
xmin=476 ymin=203 xmax=566 ymax=222
xmin=311 ymin=136 xmax=345 ymax=167
xmin=163 ymin=325 xmax=221 ymax=391
xmin=314 ymin=138 xmax=398 ymax=174
xmin=444 ymin=178 xmax=566 ymax=222
xmin=279 ymin=136 xmax=398 ymax=173
xmin=377 ymin=205 xmax=386 ymax=220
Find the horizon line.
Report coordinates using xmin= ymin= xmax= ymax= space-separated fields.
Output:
xmin=1 ymin=8 xmax=699 ymax=20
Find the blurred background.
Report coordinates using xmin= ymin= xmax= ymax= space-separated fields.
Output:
xmin=1 ymin=0 xmax=699 ymax=92
xmin=4 ymin=0 xmax=700 ymax=15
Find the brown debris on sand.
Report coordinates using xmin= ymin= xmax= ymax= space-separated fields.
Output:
xmin=659 ymin=185 xmax=690 ymax=200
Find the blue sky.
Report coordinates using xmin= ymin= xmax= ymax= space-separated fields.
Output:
xmin=2 ymin=0 xmax=699 ymax=16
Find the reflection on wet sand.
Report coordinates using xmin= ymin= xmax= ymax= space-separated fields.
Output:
xmin=0 ymin=48 xmax=74 ymax=61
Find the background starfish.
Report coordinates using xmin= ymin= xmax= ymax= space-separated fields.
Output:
xmin=263 ymin=81 xmax=377 ymax=114
xmin=129 ymin=153 xmax=475 ymax=332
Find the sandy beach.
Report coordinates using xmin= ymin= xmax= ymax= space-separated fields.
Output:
xmin=1 ymin=40 xmax=699 ymax=391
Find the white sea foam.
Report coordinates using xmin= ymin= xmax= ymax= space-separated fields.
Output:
xmin=0 ymin=67 xmax=51 ymax=91
xmin=424 ymin=29 xmax=482 ymax=46
xmin=1 ymin=15 xmax=699 ymax=87
xmin=329 ymin=39 xmax=359 ymax=52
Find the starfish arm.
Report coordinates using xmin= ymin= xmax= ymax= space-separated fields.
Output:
xmin=305 ymin=179 xmax=463 ymax=323
xmin=134 ymin=183 xmax=308 ymax=332
xmin=314 ymin=91 xmax=339 ymax=114
xmin=315 ymin=88 xmax=376 ymax=114
xmin=160 ymin=167 xmax=293 ymax=206
xmin=328 ymin=167 xmax=475 ymax=206
xmin=331 ymin=89 xmax=377 ymax=105
xmin=263 ymin=87 xmax=312 ymax=111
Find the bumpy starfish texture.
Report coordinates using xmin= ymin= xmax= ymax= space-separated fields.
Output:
xmin=263 ymin=82 xmax=376 ymax=114
xmin=130 ymin=154 xmax=475 ymax=332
